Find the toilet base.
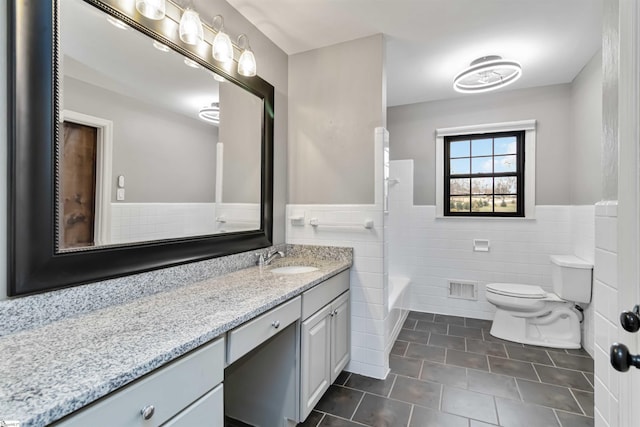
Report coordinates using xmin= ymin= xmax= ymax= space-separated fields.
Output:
xmin=489 ymin=305 xmax=581 ymax=349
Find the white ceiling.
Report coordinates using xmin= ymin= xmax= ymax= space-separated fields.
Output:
xmin=224 ymin=0 xmax=603 ymax=106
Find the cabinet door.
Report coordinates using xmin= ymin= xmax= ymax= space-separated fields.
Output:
xmin=300 ymin=304 xmax=332 ymax=421
xmin=163 ymin=384 xmax=223 ymax=427
xmin=330 ymin=292 xmax=350 ymax=384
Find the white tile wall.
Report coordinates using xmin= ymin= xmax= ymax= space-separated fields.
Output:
xmin=388 ymin=159 xmax=577 ymax=320
xmin=110 ymin=203 xmax=261 ymax=244
xmin=571 ymin=205 xmax=596 ymax=357
xmin=110 ymin=203 xmax=216 ymax=244
xmin=215 ymin=203 xmax=261 ymax=233
xmin=593 ymin=201 xmax=620 ymax=427
xmin=286 ymin=204 xmax=391 ymax=378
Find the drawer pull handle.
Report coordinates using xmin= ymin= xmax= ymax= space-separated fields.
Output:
xmin=333 ymin=309 xmax=339 ymax=316
xmin=272 ymin=320 xmax=281 ymax=329
xmin=141 ymin=405 xmax=155 ymax=420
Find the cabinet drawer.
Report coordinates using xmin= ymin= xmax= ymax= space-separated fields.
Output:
xmin=56 ymin=337 xmax=224 ymax=427
xmin=302 ymin=270 xmax=350 ymax=320
xmin=163 ymin=383 xmax=223 ymax=427
xmin=227 ymin=296 xmax=301 ymax=364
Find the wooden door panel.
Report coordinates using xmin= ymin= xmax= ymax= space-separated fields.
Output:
xmin=61 ymin=121 xmax=97 ymax=248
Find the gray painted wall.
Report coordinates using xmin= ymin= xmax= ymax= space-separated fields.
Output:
xmin=602 ymin=0 xmax=619 ymax=200
xmin=288 ymin=34 xmax=385 ymax=204
xmin=388 ymin=84 xmax=573 ymax=205
xmin=570 ymin=51 xmax=603 ymax=205
xmin=1 ymin=0 xmax=288 ymax=299
xmin=64 ymin=77 xmax=218 ymax=203
xmin=218 ymin=81 xmax=262 ymax=203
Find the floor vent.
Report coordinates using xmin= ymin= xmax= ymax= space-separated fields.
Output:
xmin=448 ymin=280 xmax=478 ymax=300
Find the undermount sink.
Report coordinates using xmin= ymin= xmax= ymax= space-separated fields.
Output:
xmin=270 ymin=266 xmax=319 ymax=275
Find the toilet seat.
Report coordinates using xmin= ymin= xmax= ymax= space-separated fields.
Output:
xmin=486 ymin=283 xmax=547 ymax=299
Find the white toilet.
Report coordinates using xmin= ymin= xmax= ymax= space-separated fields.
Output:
xmin=485 ymin=255 xmax=593 ymax=349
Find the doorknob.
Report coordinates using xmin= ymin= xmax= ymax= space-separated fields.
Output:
xmin=610 ymin=342 xmax=640 ymax=372
xmin=620 ymin=305 xmax=640 ymax=332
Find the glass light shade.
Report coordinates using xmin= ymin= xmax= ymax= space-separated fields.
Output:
xmin=179 ymin=9 xmax=204 ymax=45
xmin=106 ymin=16 xmax=129 ymax=30
xmin=238 ymin=49 xmax=257 ymax=77
xmin=453 ymin=56 xmax=521 ymax=93
xmin=212 ymin=32 xmax=234 ymax=63
xmin=199 ymin=103 xmax=220 ymax=125
xmin=135 ymin=0 xmax=166 ymax=20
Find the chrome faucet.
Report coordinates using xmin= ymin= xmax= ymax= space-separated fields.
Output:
xmin=263 ymin=250 xmax=285 ymax=266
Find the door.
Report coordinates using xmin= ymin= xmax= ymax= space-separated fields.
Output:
xmin=61 ymin=121 xmax=98 ymax=248
xmin=613 ymin=0 xmax=640 ymax=425
xmin=300 ymin=305 xmax=332 ymax=421
xmin=330 ymin=292 xmax=350 ymax=384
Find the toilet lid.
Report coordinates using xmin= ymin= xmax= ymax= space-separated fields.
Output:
xmin=486 ymin=283 xmax=547 ymax=299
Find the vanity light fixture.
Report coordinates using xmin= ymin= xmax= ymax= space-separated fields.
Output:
xmin=152 ymin=40 xmax=170 ymax=52
xmin=106 ymin=16 xmax=129 ymax=30
xmin=184 ymin=58 xmax=201 ymax=69
xmin=237 ymin=34 xmax=257 ymax=77
xmin=179 ymin=8 xmax=204 ymax=45
xmin=211 ymin=15 xmax=234 ymax=64
xmin=199 ymin=102 xmax=220 ymax=125
xmin=453 ymin=55 xmax=522 ymax=93
xmin=135 ymin=0 xmax=166 ymax=20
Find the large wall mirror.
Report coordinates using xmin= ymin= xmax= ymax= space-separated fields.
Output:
xmin=8 ymin=0 xmax=274 ymax=296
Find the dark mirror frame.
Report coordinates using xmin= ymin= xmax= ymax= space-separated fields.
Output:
xmin=7 ymin=0 xmax=274 ymax=296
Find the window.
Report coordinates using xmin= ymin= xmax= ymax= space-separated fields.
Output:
xmin=444 ymin=131 xmax=525 ymax=216
xmin=435 ymin=120 xmax=536 ymax=219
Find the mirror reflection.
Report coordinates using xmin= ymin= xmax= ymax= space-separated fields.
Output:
xmin=58 ymin=0 xmax=263 ymax=250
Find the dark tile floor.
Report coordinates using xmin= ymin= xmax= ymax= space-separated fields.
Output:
xmin=300 ymin=311 xmax=594 ymax=427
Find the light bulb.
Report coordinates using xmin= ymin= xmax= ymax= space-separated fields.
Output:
xmin=213 ymin=32 xmax=233 ymax=63
xmin=211 ymin=16 xmax=233 ymax=64
xmin=135 ymin=0 xmax=166 ymax=20
xmin=179 ymin=9 xmax=204 ymax=45
xmin=236 ymin=34 xmax=256 ymax=77
xmin=238 ymin=49 xmax=256 ymax=77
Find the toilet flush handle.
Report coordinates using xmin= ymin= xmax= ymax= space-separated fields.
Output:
xmin=620 ymin=305 xmax=640 ymax=333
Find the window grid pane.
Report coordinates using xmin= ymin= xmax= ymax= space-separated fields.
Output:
xmin=445 ymin=131 xmax=523 ymax=216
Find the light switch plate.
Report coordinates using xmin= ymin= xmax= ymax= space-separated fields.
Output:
xmin=116 ymin=188 xmax=125 ymax=201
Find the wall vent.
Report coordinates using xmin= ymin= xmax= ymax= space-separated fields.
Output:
xmin=448 ymin=280 xmax=478 ymax=300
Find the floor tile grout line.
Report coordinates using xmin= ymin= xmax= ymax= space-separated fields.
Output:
xmin=514 ymin=375 xmax=525 ymax=401
xmin=349 ymin=391 xmax=366 ymax=421
xmin=406 ymin=405 xmax=414 ymax=427
xmin=532 ymin=362 xmax=542 ymax=382
xmin=568 ymin=387 xmax=587 ymax=417
xmin=552 ymin=408 xmax=564 ymax=427
xmin=387 ymin=373 xmax=399 ymax=398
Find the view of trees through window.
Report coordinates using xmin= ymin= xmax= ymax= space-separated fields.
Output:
xmin=445 ymin=131 xmax=524 ymax=216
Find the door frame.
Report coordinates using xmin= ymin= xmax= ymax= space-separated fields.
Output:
xmin=616 ymin=0 xmax=640 ymax=424
xmin=60 ymin=110 xmax=113 ymax=246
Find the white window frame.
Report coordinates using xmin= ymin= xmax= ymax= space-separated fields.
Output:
xmin=435 ymin=120 xmax=536 ymax=219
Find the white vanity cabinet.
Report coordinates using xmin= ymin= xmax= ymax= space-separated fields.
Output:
xmin=300 ymin=270 xmax=350 ymax=421
xmin=55 ymin=337 xmax=225 ymax=427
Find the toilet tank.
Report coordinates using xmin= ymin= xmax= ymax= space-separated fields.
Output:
xmin=550 ymin=255 xmax=593 ymax=303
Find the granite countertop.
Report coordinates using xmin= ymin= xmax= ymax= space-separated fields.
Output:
xmin=0 ymin=252 xmax=351 ymax=427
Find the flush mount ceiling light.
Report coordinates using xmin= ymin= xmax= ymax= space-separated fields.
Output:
xmin=179 ymin=8 xmax=204 ymax=45
xmin=453 ymin=55 xmax=522 ymax=93
xmin=199 ymin=102 xmax=220 ymax=125
xmin=135 ymin=0 xmax=166 ymax=20
xmin=211 ymin=15 xmax=234 ymax=64
xmin=237 ymin=34 xmax=257 ymax=77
